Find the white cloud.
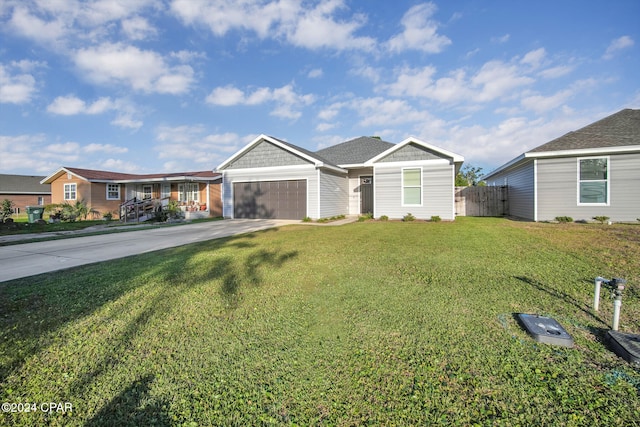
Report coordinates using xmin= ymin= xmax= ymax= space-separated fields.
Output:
xmin=521 ymin=48 xmax=546 ymax=68
xmin=121 ymin=16 xmax=157 ymax=40
xmin=471 ymin=60 xmax=534 ymax=102
xmin=99 ymin=158 xmax=142 ymax=173
xmin=492 ymin=34 xmax=510 ymax=44
xmin=539 ymin=65 xmax=574 ymax=79
xmin=83 ymin=143 xmax=128 ymax=154
xmin=308 ymin=68 xmax=323 ymax=79
xmin=521 ymin=89 xmax=573 ymax=114
xmin=0 ymin=63 xmax=37 ymax=104
xmin=206 ymin=83 xmax=315 ymax=120
xmin=73 ymin=43 xmax=195 ymax=94
xmin=170 ymin=0 xmax=375 ymax=51
xmin=385 ymin=2 xmax=451 ymax=54
xmin=155 ymin=126 xmax=251 ymax=169
xmin=603 ymin=35 xmax=634 ymax=59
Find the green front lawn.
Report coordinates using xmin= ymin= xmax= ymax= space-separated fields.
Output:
xmin=1 ymin=218 xmax=639 ymax=425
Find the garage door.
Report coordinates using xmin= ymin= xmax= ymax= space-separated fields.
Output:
xmin=233 ymin=180 xmax=307 ymax=219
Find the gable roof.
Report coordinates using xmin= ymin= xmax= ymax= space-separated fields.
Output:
xmin=484 ymin=108 xmax=640 ymax=179
xmin=41 ymin=167 xmax=221 ymax=184
xmin=367 ymin=137 xmax=464 ymax=165
xmin=0 ymin=174 xmax=50 ymax=194
xmin=217 ymin=134 xmax=347 ymax=173
xmin=315 ymin=136 xmax=395 ymax=166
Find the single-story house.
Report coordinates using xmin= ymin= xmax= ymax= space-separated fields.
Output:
xmin=0 ymin=174 xmax=51 ymax=214
xmin=217 ymin=135 xmax=464 ymax=220
xmin=483 ymin=108 xmax=640 ymax=222
xmin=41 ymin=167 xmax=222 ymax=220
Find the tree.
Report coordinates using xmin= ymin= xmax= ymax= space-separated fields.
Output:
xmin=456 ymin=164 xmax=485 ymax=186
xmin=0 ymin=199 xmax=15 ymax=222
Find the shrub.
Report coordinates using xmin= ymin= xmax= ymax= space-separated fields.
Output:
xmin=593 ymin=216 xmax=610 ymax=224
xmin=302 ymin=216 xmax=312 ymax=222
xmin=402 ymin=213 xmax=415 ymax=222
xmin=379 ymin=215 xmax=389 ymax=221
xmin=0 ymin=199 xmax=14 ymax=223
xmin=430 ymin=215 xmax=441 ymax=222
xmin=358 ymin=213 xmax=373 ymax=222
xmin=555 ymin=216 xmax=573 ymax=223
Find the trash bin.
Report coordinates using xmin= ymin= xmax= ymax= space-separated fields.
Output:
xmin=26 ymin=206 xmax=44 ymax=223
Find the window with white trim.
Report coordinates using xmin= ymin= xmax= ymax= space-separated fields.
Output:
xmin=64 ymin=183 xmax=77 ymax=200
xmin=578 ymin=157 xmax=609 ymax=204
xmin=178 ymin=183 xmax=199 ymax=203
xmin=106 ymin=184 xmax=120 ymax=200
xmin=402 ymin=168 xmax=422 ymax=206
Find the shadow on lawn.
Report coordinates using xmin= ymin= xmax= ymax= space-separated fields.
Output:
xmin=514 ymin=276 xmax=609 ymax=326
xmin=85 ymin=374 xmax=170 ymax=427
xmin=0 ymin=227 xmax=296 ymax=394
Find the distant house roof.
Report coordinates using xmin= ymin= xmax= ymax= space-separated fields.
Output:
xmin=485 ymin=108 xmax=640 ymax=179
xmin=315 ymin=136 xmax=395 ymax=166
xmin=0 ymin=174 xmax=51 ymax=194
xmin=41 ymin=167 xmax=221 ymax=184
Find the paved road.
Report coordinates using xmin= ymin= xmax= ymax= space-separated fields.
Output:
xmin=0 ymin=219 xmax=299 ymax=283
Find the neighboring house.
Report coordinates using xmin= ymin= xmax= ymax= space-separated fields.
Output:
xmin=217 ymin=135 xmax=464 ymax=220
xmin=0 ymin=174 xmax=51 ymax=214
xmin=484 ymin=108 xmax=640 ymax=222
xmin=41 ymin=167 xmax=223 ymax=220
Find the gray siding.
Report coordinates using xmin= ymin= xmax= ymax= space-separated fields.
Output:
xmin=377 ymin=143 xmax=445 ymax=163
xmin=221 ymin=141 xmax=309 ymax=169
xmin=537 ymin=153 xmax=640 ymax=222
xmin=374 ymin=160 xmax=455 ymax=220
xmin=318 ymin=170 xmax=349 ymax=218
xmin=221 ymin=165 xmax=319 ymax=218
xmin=488 ymin=161 xmax=535 ymax=220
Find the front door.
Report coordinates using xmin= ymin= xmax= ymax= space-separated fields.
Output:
xmin=360 ymin=176 xmax=373 ymax=214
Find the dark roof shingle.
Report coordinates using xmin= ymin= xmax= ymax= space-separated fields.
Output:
xmin=0 ymin=174 xmax=50 ymax=193
xmin=315 ymin=136 xmax=395 ymax=165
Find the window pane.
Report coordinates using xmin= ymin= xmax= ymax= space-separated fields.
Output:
xmin=403 ymin=169 xmax=421 ymax=186
xmin=580 ymin=182 xmax=607 ymax=203
xmin=580 ymin=158 xmax=607 ymax=180
xmin=404 ymin=187 xmax=421 ymax=205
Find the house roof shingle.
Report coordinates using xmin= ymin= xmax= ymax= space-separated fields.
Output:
xmin=315 ymin=136 xmax=395 ymax=165
xmin=528 ymin=108 xmax=640 ymax=153
xmin=42 ymin=167 xmax=221 ymax=184
xmin=0 ymin=174 xmax=50 ymax=194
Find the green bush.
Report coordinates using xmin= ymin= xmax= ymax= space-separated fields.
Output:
xmin=430 ymin=215 xmax=441 ymax=222
xmin=593 ymin=216 xmax=610 ymax=224
xmin=302 ymin=216 xmax=312 ymax=222
xmin=379 ymin=215 xmax=389 ymax=221
xmin=402 ymin=213 xmax=415 ymax=222
xmin=555 ymin=216 xmax=573 ymax=223
xmin=0 ymin=199 xmax=14 ymax=222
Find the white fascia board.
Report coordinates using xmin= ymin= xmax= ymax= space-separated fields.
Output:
xmin=40 ymin=167 xmax=88 ymax=184
xmin=109 ymin=176 xmax=222 ymax=184
xmin=222 ymin=164 xmax=317 ymax=175
xmin=366 ymin=136 xmax=464 ymax=165
xmin=317 ymin=163 xmax=348 ymax=174
xmin=525 ymin=145 xmax=640 ymax=159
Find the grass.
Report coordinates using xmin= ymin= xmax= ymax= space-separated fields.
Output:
xmin=1 ymin=217 xmax=639 ymax=426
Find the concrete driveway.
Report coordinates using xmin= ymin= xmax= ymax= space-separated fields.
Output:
xmin=0 ymin=219 xmax=299 ymax=283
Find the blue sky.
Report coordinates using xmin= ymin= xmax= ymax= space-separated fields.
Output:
xmin=1 ymin=0 xmax=638 ymax=177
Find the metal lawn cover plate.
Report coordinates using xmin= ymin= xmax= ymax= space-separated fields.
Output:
xmin=606 ymin=330 xmax=640 ymax=365
xmin=516 ymin=313 xmax=574 ymax=348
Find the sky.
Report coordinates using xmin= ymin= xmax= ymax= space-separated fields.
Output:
xmin=1 ymin=0 xmax=638 ymax=177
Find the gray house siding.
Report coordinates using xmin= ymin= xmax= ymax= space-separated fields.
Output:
xmin=374 ymin=160 xmax=455 ymax=220
xmin=487 ymin=161 xmax=535 ymax=220
xmin=221 ymin=141 xmax=308 ymax=169
xmin=318 ymin=170 xmax=349 ymax=218
xmin=537 ymin=153 xmax=640 ymax=222
xmin=221 ymin=166 xmax=319 ymax=218
xmin=377 ymin=143 xmax=444 ymax=163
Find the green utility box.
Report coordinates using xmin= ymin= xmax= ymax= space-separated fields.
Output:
xmin=26 ymin=206 xmax=44 ymax=223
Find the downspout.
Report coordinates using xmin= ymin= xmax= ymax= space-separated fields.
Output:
xmin=533 ymin=159 xmax=538 ymax=222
